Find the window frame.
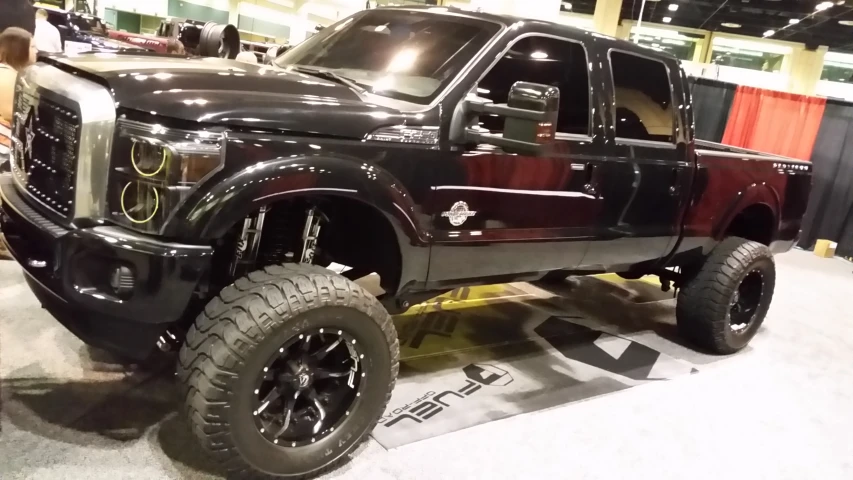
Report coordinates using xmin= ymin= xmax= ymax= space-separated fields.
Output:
xmin=607 ymin=48 xmax=678 ymax=148
xmin=471 ymin=32 xmax=594 ymax=141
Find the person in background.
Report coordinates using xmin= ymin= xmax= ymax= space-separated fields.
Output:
xmin=0 ymin=27 xmax=34 ymax=124
xmin=166 ymin=38 xmax=186 ymax=55
xmin=0 ymin=27 xmax=36 ymax=260
xmin=34 ymin=9 xmax=62 ymax=53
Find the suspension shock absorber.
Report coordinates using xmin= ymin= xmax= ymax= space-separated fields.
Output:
xmin=230 ymin=205 xmax=268 ymax=277
xmin=300 ymin=206 xmax=326 ymax=264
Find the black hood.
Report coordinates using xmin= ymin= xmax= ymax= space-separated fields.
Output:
xmin=49 ymin=55 xmax=411 ymax=139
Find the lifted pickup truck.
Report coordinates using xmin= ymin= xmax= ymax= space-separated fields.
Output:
xmin=0 ymin=6 xmax=812 ymax=478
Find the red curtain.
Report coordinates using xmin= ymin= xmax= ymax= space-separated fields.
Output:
xmin=722 ymin=86 xmax=826 ymax=161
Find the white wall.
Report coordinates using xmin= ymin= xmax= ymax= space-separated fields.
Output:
xmin=816 ymin=80 xmax=853 ymax=101
xmin=686 ymin=60 xmax=790 ymax=92
xmin=98 ymin=0 xmax=169 ymax=18
xmin=180 ymin=0 xmax=233 ymax=9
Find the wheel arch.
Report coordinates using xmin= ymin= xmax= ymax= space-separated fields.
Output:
xmin=714 ymin=184 xmax=781 ymax=245
xmin=181 ymin=155 xmax=431 ymax=295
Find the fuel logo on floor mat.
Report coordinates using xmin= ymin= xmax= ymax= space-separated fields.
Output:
xmin=378 ymin=364 xmax=514 ymax=428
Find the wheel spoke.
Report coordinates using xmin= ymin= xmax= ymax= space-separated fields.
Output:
xmin=315 ymin=367 xmax=350 ymax=380
xmin=274 ymin=392 xmax=300 ymax=438
xmin=257 ymin=388 xmax=282 ymax=414
xmin=309 ymin=389 xmax=327 ymax=434
xmin=301 ymin=334 xmax=312 ymax=352
xmin=313 ymin=337 xmax=343 ymax=360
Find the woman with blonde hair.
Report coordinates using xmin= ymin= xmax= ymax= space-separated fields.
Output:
xmin=0 ymin=27 xmax=36 ymax=123
xmin=0 ymin=27 xmax=36 ymax=260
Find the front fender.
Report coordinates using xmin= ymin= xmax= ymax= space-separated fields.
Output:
xmin=173 ymin=153 xmax=429 ymax=248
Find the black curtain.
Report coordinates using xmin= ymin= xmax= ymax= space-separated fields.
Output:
xmin=799 ymin=99 xmax=853 ymax=256
xmin=689 ymin=77 xmax=736 ymax=142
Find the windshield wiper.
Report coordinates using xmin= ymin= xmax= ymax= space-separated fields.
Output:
xmin=289 ymin=66 xmax=367 ymax=95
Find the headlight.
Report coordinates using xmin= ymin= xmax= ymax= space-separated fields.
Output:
xmin=108 ymin=120 xmax=223 ymax=234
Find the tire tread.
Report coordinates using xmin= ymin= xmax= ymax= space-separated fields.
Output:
xmin=177 ymin=263 xmax=399 ymax=478
xmin=676 ymin=237 xmax=775 ymax=354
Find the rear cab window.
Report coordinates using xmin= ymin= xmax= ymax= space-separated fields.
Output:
xmin=609 ymin=50 xmax=676 ymax=145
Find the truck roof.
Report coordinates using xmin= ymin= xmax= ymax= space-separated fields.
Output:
xmin=385 ymin=5 xmax=678 ymax=62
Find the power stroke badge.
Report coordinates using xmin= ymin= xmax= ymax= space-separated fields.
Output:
xmin=441 ymin=201 xmax=477 ymax=226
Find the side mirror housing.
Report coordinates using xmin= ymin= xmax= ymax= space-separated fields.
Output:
xmin=459 ymin=81 xmax=560 ymax=155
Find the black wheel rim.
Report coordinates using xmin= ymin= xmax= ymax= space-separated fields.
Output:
xmin=251 ymin=328 xmax=365 ymax=447
xmin=729 ymin=269 xmax=764 ymax=333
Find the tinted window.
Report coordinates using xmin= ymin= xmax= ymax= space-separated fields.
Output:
xmin=610 ymin=51 xmax=674 ymax=143
xmin=46 ymin=11 xmax=66 ymax=28
xmin=477 ymin=36 xmax=590 ymax=135
xmin=276 ymin=10 xmax=500 ymax=105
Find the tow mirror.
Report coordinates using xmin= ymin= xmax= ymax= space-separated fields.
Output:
xmin=456 ymin=81 xmax=559 ymax=156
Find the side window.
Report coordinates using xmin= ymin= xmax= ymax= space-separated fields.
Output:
xmin=609 ymin=51 xmax=675 ymax=143
xmin=477 ymin=36 xmax=590 ymax=136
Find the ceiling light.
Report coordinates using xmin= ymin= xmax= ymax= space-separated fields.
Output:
xmin=668 ymin=4 xmax=678 ymax=11
xmin=721 ymin=22 xmax=741 ymax=28
xmin=840 ymin=20 xmax=853 ymax=26
xmin=531 ymin=51 xmax=549 ymax=59
xmin=816 ymin=1 xmax=833 ymax=11
xmin=789 ymin=18 xmax=800 ymax=24
xmin=763 ymin=29 xmax=775 ymax=37
xmin=663 ymin=16 xmax=672 ymax=23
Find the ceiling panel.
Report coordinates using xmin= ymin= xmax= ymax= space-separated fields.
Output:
xmin=569 ymin=1 xmax=853 ymax=52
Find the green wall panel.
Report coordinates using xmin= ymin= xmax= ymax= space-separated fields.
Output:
xmin=116 ymin=10 xmax=141 ymax=33
xmin=237 ymin=14 xmax=290 ymax=39
xmin=103 ymin=8 xmax=118 ymax=28
xmin=168 ymin=1 xmax=229 ymax=24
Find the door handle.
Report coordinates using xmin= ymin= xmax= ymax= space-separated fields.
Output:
xmin=583 ymin=163 xmax=598 ymax=196
xmin=668 ymin=167 xmax=680 ymax=196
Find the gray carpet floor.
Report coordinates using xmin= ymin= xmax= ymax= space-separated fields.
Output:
xmin=1 ymin=249 xmax=852 ymax=479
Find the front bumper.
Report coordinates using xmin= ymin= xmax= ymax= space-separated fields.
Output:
xmin=1 ymin=173 xmax=213 ymax=359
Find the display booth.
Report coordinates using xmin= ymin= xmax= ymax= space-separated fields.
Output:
xmin=690 ymin=77 xmax=853 ymax=257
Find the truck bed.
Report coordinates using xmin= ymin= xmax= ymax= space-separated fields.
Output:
xmin=694 ymin=139 xmax=809 ymax=164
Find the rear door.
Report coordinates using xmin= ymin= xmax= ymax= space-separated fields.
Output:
xmin=579 ymin=49 xmax=693 ymax=270
xmin=426 ymin=33 xmax=607 ymax=285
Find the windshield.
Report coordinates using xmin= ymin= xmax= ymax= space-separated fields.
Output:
xmin=71 ymin=14 xmax=107 ymax=35
xmin=275 ymin=9 xmax=500 ymax=105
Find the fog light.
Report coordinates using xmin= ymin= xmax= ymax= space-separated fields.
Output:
xmin=109 ymin=265 xmax=135 ymax=295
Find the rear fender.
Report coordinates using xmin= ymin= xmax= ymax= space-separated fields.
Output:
xmin=713 ymin=183 xmax=780 ymax=240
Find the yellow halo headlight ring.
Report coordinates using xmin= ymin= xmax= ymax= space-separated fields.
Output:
xmin=131 ymin=139 xmax=169 ymax=177
xmin=120 ymin=181 xmax=160 ymax=224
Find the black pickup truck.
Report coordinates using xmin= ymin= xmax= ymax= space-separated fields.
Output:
xmin=0 ymin=6 xmax=812 ymax=479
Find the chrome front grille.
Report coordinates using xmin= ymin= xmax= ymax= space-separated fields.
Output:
xmin=11 ymin=95 xmax=81 ymax=217
xmin=10 ymin=62 xmax=116 ymax=223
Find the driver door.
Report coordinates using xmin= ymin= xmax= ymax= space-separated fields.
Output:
xmin=425 ymin=34 xmax=605 ymax=286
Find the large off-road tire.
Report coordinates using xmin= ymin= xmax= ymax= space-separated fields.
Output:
xmin=676 ymin=237 xmax=775 ymax=354
xmin=177 ymin=263 xmax=399 ymax=478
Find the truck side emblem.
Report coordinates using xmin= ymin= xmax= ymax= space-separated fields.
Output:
xmin=442 ymin=201 xmax=476 ymax=226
